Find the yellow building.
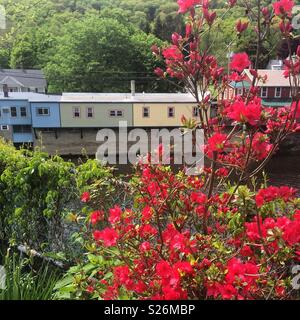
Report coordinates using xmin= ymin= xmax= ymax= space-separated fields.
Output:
xmin=132 ymin=93 xmax=198 ymax=127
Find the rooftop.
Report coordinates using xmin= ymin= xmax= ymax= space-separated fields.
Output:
xmin=243 ymin=69 xmax=291 ymax=87
xmin=0 ymin=92 xmax=61 ymax=102
xmin=0 ymin=69 xmax=47 ymax=88
xmin=61 ymin=92 xmax=197 ymax=103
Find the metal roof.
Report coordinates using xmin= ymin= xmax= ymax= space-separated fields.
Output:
xmin=0 ymin=92 xmax=61 ymax=102
xmin=61 ymin=92 xmax=197 ymax=103
xmin=0 ymin=92 xmax=198 ymax=103
xmin=243 ymin=69 xmax=291 ymax=87
xmin=0 ymin=69 xmax=47 ymax=88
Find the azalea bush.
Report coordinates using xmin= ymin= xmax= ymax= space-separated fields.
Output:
xmin=56 ymin=0 xmax=300 ymax=300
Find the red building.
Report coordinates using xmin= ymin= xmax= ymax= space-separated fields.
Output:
xmin=221 ymin=69 xmax=292 ymax=108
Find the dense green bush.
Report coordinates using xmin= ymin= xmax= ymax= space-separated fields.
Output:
xmin=0 ymin=139 xmax=116 ymax=259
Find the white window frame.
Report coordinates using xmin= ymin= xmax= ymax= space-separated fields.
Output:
xmin=20 ymin=107 xmax=27 ymax=118
xmin=168 ymin=106 xmax=175 ymax=118
xmin=275 ymin=87 xmax=282 ymax=98
xmin=36 ymin=107 xmax=50 ymax=116
xmin=143 ymin=107 xmax=150 ymax=118
xmin=261 ymin=87 xmax=268 ymax=98
xmin=86 ymin=106 xmax=94 ymax=118
xmin=73 ymin=106 xmax=81 ymax=118
xmin=10 ymin=106 xmax=17 ymax=118
xmin=109 ymin=109 xmax=124 ymax=118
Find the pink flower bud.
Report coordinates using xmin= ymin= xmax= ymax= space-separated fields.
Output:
xmin=186 ymin=24 xmax=192 ymax=38
xmin=279 ymin=20 xmax=292 ymax=33
xmin=172 ymin=33 xmax=181 ymax=45
xmin=228 ymin=0 xmax=237 ymax=7
xmin=297 ymin=45 xmax=300 ymax=57
xmin=154 ymin=67 xmax=164 ymax=78
xmin=151 ymin=45 xmax=159 ymax=55
xmin=236 ymin=19 xmax=248 ymax=34
xmin=261 ymin=7 xmax=270 ymax=18
xmin=249 ymin=69 xmax=258 ymax=78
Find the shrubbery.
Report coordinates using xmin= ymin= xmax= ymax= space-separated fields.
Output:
xmin=0 ymin=139 xmax=115 ymax=259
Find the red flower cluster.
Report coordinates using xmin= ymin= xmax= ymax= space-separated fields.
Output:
xmin=225 ymin=98 xmax=262 ymax=125
xmin=230 ymin=52 xmax=251 ymax=72
xmin=177 ymin=0 xmax=201 ymax=14
xmin=273 ymin=0 xmax=294 ymax=16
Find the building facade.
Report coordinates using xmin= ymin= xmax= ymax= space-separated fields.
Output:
xmin=0 ymin=69 xmax=47 ymax=93
xmin=0 ymin=91 xmax=203 ymax=155
xmin=222 ymin=69 xmax=292 ymax=108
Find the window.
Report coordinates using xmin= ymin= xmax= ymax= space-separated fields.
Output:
xmin=275 ymin=87 xmax=282 ymax=98
xmin=168 ymin=107 xmax=175 ymax=118
xmin=143 ymin=107 xmax=150 ymax=118
xmin=12 ymin=125 xmax=31 ymax=133
xmin=37 ymin=108 xmax=49 ymax=116
xmin=10 ymin=107 xmax=17 ymax=118
xmin=73 ymin=107 xmax=81 ymax=118
xmin=86 ymin=107 xmax=94 ymax=118
xmin=290 ymin=89 xmax=293 ymax=98
xmin=1 ymin=125 xmax=9 ymax=131
xmin=109 ymin=110 xmax=124 ymax=117
xmin=20 ymin=107 xmax=27 ymax=117
xmin=261 ymin=87 xmax=268 ymax=98
xmin=193 ymin=106 xmax=199 ymax=117
xmin=237 ymin=88 xmax=243 ymax=96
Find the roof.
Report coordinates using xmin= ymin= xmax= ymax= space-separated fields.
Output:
xmin=229 ymin=81 xmax=251 ymax=88
xmin=0 ymin=92 xmax=198 ymax=103
xmin=0 ymin=92 xmax=61 ymax=102
xmin=0 ymin=69 xmax=47 ymax=88
xmin=61 ymin=92 xmax=198 ymax=103
xmin=243 ymin=69 xmax=290 ymax=87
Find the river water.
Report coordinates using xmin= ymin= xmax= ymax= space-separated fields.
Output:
xmin=265 ymin=154 xmax=300 ymax=191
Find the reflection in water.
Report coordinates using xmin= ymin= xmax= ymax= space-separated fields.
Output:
xmin=265 ymin=154 xmax=300 ymax=191
xmin=63 ymin=154 xmax=300 ymax=191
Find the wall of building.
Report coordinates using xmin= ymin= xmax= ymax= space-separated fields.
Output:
xmin=60 ymin=103 xmax=133 ymax=127
xmin=31 ymin=102 xmax=61 ymax=128
xmin=0 ymin=99 xmax=31 ymax=126
xmin=133 ymin=103 xmax=198 ymax=127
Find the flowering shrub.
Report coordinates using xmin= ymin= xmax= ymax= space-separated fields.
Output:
xmin=56 ymin=164 xmax=300 ymax=300
xmin=56 ymin=0 xmax=300 ymax=300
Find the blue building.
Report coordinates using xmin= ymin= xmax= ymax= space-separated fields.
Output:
xmin=0 ymin=92 xmax=61 ymax=146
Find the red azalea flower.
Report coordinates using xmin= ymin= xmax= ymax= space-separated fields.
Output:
xmin=291 ymin=101 xmax=300 ymax=119
xmin=273 ymin=0 xmax=294 ymax=16
xmin=141 ymin=206 xmax=153 ymax=221
xmin=90 ymin=210 xmax=103 ymax=225
xmin=227 ymin=98 xmax=261 ymax=125
xmin=177 ymin=0 xmax=201 ymax=14
xmin=230 ymin=52 xmax=251 ymax=72
xmin=283 ymin=219 xmax=300 ymax=245
xmin=109 ymin=205 xmax=122 ymax=224
xmin=93 ymin=228 xmax=119 ymax=247
xmin=162 ymin=45 xmax=184 ymax=62
xmin=207 ymin=133 xmax=228 ymax=152
xmin=81 ymin=191 xmax=90 ymax=203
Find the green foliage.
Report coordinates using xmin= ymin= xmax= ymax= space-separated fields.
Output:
xmin=0 ymin=139 xmax=114 ymax=257
xmin=0 ymin=249 xmax=60 ymax=300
